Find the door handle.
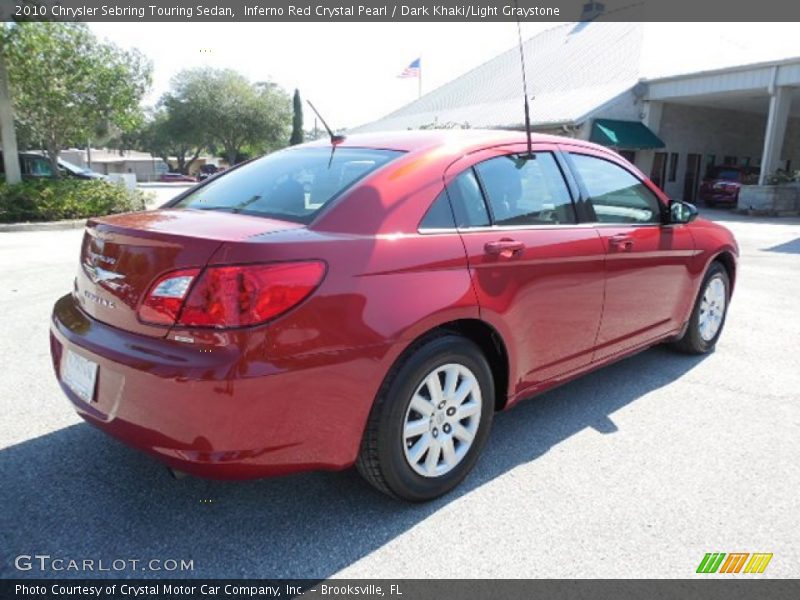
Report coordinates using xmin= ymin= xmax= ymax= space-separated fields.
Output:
xmin=609 ymin=234 xmax=634 ymax=252
xmin=484 ymin=239 xmax=525 ymax=257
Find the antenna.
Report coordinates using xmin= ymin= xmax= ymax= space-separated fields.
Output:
xmin=306 ymin=100 xmax=345 ymax=145
xmin=513 ymin=0 xmax=534 ymax=159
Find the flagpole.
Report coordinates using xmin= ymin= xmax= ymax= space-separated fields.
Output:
xmin=418 ymin=58 xmax=422 ymax=99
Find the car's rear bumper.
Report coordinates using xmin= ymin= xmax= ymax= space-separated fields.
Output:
xmin=49 ymin=293 xmax=390 ymax=479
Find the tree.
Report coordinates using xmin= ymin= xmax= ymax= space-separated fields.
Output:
xmin=289 ymin=89 xmax=303 ymax=146
xmin=166 ymin=68 xmax=291 ymax=166
xmin=154 ymin=90 xmax=209 ymax=173
xmin=135 ymin=109 xmax=205 ymax=175
xmin=5 ymin=22 xmax=152 ymax=176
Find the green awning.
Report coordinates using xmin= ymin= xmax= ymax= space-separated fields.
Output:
xmin=590 ymin=119 xmax=665 ymax=150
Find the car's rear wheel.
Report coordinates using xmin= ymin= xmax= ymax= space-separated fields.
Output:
xmin=356 ymin=334 xmax=494 ymax=501
xmin=671 ymin=261 xmax=730 ymax=354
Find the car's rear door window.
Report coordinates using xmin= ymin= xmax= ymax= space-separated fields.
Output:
xmin=419 ymin=169 xmax=492 ymax=231
xmin=174 ymin=147 xmax=404 ymax=224
xmin=448 ymin=169 xmax=491 ymax=228
xmin=419 ymin=190 xmax=456 ymax=229
xmin=474 ymin=153 xmax=576 ymax=226
xmin=569 ymin=153 xmax=662 ymax=224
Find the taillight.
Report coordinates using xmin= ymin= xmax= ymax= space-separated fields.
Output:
xmin=139 ymin=261 xmax=326 ymax=328
xmin=139 ymin=268 xmax=201 ymax=325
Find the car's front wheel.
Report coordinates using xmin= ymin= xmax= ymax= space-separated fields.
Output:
xmin=671 ymin=261 xmax=731 ymax=354
xmin=356 ymin=334 xmax=494 ymax=501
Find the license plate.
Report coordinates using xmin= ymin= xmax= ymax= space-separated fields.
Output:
xmin=62 ymin=350 xmax=98 ymax=403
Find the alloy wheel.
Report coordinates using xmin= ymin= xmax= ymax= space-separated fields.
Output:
xmin=402 ymin=363 xmax=482 ymax=478
xmin=698 ymin=275 xmax=726 ymax=341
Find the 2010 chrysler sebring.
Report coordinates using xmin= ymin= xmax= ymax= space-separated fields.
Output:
xmin=50 ymin=131 xmax=737 ymax=501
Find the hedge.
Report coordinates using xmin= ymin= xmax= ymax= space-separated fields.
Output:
xmin=0 ymin=178 xmax=148 ymax=223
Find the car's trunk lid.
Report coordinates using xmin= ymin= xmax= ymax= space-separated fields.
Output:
xmin=75 ymin=209 xmax=303 ymax=337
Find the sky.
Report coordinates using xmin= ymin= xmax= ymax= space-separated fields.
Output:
xmin=89 ymin=22 xmax=800 ymax=131
xmin=88 ymin=22 xmax=558 ymax=129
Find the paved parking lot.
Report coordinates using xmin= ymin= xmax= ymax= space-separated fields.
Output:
xmin=0 ymin=209 xmax=798 ymax=579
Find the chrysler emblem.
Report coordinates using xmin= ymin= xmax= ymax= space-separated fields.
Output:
xmin=84 ymin=264 xmax=125 ymax=286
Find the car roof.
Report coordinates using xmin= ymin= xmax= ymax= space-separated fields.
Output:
xmin=303 ymin=129 xmax=602 ymax=155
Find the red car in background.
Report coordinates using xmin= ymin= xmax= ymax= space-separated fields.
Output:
xmin=699 ymin=165 xmax=759 ymax=207
xmin=50 ymin=131 xmax=738 ymax=501
xmin=159 ymin=172 xmax=197 ymax=183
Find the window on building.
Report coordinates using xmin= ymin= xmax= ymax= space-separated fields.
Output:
xmin=650 ymin=152 xmax=667 ymax=189
xmin=474 ymin=153 xmax=576 ymax=226
xmin=569 ymin=153 xmax=662 ymax=225
xmin=668 ymin=153 xmax=679 ymax=182
xmin=704 ymin=154 xmax=716 ymax=178
xmin=723 ymin=156 xmax=737 ymax=166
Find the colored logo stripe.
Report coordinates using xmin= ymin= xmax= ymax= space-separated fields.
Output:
xmin=719 ymin=553 xmax=749 ymax=573
xmin=744 ymin=553 xmax=773 ymax=574
xmin=697 ymin=553 xmax=726 ymax=573
xmin=697 ymin=552 xmax=772 ymax=574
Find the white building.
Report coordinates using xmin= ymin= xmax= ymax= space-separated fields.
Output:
xmin=355 ymin=17 xmax=800 ymax=203
xmin=60 ymin=148 xmax=169 ymax=182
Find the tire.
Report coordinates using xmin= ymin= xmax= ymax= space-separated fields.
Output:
xmin=671 ymin=261 xmax=730 ymax=355
xmin=356 ymin=334 xmax=494 ymax=501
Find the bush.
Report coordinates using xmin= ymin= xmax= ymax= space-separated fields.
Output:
xmin=767 ymin=170 xmax=800 ymax=185
xmin=0 ymin=179 xmax=148 ymax=223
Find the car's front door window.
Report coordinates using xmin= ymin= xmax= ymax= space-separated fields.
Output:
xmin=569 ymin=153 xmax=662 ymax=224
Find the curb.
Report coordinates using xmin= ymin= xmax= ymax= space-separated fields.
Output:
xmin=0 ymin=218 xmax=87 ymax=233
xmin=735 ymin=209 xmax=800 ymax=218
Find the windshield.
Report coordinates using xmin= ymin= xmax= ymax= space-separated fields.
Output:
xmin=173 ymin=147 xmax=404 ymax=224
xmin=58 ymin=158 xmax=90 ymax=174
xmin=707 ymin=168 xmax=741 ymax=181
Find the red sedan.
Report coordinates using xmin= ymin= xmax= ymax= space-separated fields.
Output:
xmin=50 ymin=131 xmax=737 ymax=501
xmin=698 ymin=165 xmax=759 ymax=207
xmin=159 ymin=172 xmax=197 ymax=183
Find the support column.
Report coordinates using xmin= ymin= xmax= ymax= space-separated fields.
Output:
xmin=0 ymin=40 xmax=21 ymax=185
xmin=758 ymin=86 xmax=791 ymax=185
xmin=637 ymin=100 xmax=663 ymax=177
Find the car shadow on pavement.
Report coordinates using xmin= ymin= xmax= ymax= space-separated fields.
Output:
xmin=764 ymin=237 xmax=800 ymax=254
xmin=697 ymin=207 xmax=800 ymax=226
xmin=0 ymin=346 xmax=706 ymax=580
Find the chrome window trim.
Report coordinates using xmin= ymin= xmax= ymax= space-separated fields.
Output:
xmin=418 ymin=221 xmax=667 ymax=235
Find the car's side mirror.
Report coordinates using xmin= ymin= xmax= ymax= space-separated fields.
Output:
xmin=670 ymin=200 xmax=698 ymax=224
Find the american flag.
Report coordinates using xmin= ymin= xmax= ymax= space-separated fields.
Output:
xmin=398 ymin=58 xmax=421 ymax=78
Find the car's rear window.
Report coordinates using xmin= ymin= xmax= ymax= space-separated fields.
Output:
xmin=173 ymin=147 xmax=404 ymax=223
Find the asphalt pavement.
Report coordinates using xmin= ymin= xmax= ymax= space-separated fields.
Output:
xmin=0 ymin=208 xmax=797 ymax=579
